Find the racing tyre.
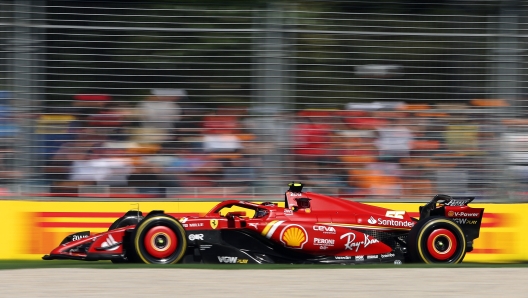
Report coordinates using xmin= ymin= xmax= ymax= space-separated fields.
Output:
xmin=407 ymin=217 xmax=466 ymax=264
xmin=132 ymin=215 xmax=187 ymax=264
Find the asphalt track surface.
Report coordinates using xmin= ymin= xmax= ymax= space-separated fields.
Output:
xmin=1 ymin=267 xmax=528 ymax=297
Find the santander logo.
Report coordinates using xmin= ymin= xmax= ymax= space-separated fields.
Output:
xmin=366 ymin=215 xmax=415 ymax=228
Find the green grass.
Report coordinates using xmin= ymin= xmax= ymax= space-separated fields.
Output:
xmin=1 ymin=260 xmax=527 ymax=270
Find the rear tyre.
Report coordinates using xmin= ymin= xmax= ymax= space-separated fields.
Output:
xmin=132 ymin=215 xmax=187 ymax=264
xmin=407 ymin=217 xmax=466 ymax=264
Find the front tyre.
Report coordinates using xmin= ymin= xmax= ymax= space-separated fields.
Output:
xmin=133 ymin=215 xmax=187 ymax=264
xmin=407 ymin=217 xmax=466 ymax=264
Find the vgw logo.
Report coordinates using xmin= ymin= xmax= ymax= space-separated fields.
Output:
xmin=217 ymin=256 xmax=249 ymax=264
xmin=452 ymin=218 xmax=478 ymax=225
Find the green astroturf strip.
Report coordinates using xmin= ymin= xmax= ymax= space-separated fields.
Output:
xmin=0 ymin=260 xmax=528 ymax=270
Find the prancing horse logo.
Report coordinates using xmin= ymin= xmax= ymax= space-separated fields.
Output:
xmin=210 ymin=219 xmax=218 ymax=229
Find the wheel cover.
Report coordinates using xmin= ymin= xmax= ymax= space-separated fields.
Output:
xmin=144 ymin=226 xmax=177 ymax=259
xmin=426 ymin=228 xmax=457 ymax=260
xmin=415 ymin=218 xmax=466 ymax=264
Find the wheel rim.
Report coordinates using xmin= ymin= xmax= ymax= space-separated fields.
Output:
xmin=426 ymin=228 xmax=457 ymax=261
xmin=143 ymin=226 xmax=177 ymax=259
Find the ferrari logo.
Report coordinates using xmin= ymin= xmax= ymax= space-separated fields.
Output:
xmin=210 ymin=219 xmax=218 ymax=229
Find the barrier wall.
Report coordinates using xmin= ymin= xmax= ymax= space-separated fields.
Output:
xmin=0 ymin=200 xmax=526 ymax=262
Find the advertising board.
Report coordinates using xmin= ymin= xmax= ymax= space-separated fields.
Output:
xmin=0 ymin=200 xmax=526 ymax=262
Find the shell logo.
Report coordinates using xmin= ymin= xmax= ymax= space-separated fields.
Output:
xmin=448 ymin=211 xmax=454 ymax=217
xmin=280 ymin=225 xmax=308 ymax=249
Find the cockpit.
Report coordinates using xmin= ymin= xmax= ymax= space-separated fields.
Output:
xmin=255 ymin=208 xmax=269 ymax=218
xmin=209 ymin=201 xmax=272 ymax=219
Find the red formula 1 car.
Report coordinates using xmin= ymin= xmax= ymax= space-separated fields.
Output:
xmin=43 ymin=183 xmax=484 ymax=265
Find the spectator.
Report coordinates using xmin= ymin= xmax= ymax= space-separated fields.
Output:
xmin=152 ymin=142 xmax=223 ymax=192
xmin=219 ymin=154 xmax=257 ymax=188
xmin=443 ymin=115 xmax=479 ymax=152
xmin=68 ymin=147 xmax=134 ymax=189
xmin=0 ymin=91 xmax=19 ymax=139
xmin=374 ymin=114 xmax=414 ymax=162
xmin=293 ymin=161 xmax=348 ymax=196
xmin=201 ymin=107 xmax=245 ymax=154
xmin=0 ymin=145 xmax=22 ymax=184
xmin=135 ymin=88 xmax=185 ymax=143
xmin=291 ymin=111 xmax=333 ymax=164
xmin=126 ymin=159 xmax=166 ymax=197
xmin=72 ymin=93 xmax=111 ymax=127
xmin=35 ymin=106 xmax=77 ymax=160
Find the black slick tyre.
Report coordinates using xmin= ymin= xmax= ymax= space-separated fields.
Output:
xmin=407 ymin=216 xmax=466 ymax=264
xmin=132 ymin=215 xmax=187 ymax=264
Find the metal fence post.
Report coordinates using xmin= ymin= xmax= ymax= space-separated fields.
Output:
xmin=12 ymin=0 xmax=43 ymax=196
xmin=251 ymin=3 xmax=289 ymax=194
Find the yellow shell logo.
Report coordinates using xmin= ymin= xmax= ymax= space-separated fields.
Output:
xmin=280 ymin=225 xmax=307 ymax=249
xmin=448 ymin=211 xmax=454 ymax=217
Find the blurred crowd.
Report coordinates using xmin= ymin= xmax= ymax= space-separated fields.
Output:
xmin=0 ymin=89 xmax=522 ymax=199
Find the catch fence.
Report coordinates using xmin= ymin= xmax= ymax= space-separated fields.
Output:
xmin=0 ymin=0 xmax=528 ymax=201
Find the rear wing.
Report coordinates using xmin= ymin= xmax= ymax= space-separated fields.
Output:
xmin=419 ymin=194 xmax=484 ymax=252
xmin=419 ymin=194 xmax=475 ymax=219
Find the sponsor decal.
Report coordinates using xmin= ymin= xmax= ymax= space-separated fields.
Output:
xmin=394 ymin=260 xmax=402 ymax=265
xmin=445 ymin=199 xmax=472 ymax=206
xmin=261 ymin=220 xmax=285 ymax=238
xmin=340 ymin=232 xmax=380 ymax=252
xmin=314 ymin=238 xmax=335 ymax=246
xmin=368 ymin=216 xmax=377 ymax=225
xmin=385 ymin=211 xmax=405 ymax=219
xmin=188 ymin=223 xmax=204 ymax=227
xmin=180 ymin=217 xmax=188 ymax=223
xmin=289 ymin=192 xmax=303 ymax=197
xmin=280 ymin=225 xmax=308 ymax=249
xmin=376 ymin=218 xmax=415 ymax=228
xmin=452 ymin=218 xmax=478 ymax=225
xmin=367 ymin=255 xmax=378 ymax=259
xmin=284 ymin=209 xmax=293 ymax=216
xmin=448 ymin=211 xmax=480 ymax=218
xmin=217 ymin=256 xmax=248 ymax=264
xmin=248 ymin=223 xmax=258 ymax=229
xmin=199 ymin=244 xmax=212 ymax=251
xmin=335 ymin=256 xmax=351 ymax=260
xmin=355 ymin=256 xmax=364 ymax=261
xmin=381 ymin=253 xmax=396 ymax=258
xmin=188 ymin=234 xmax=204 ymax=241
xmin=72 ymin=234 xmax=89 ymax=241
xmin=100 ymin=235 xmax=120 ymax=251
xmin=210 ymin=219 xmax=219 ymax=229
xmin=313 ymin=225 xmax=336 ymax=234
